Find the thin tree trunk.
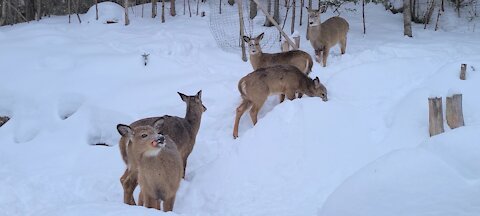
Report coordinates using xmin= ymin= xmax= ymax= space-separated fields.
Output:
xmin=68 ymin=0 xmax=71 ymax=23
xmin=441 ymin=0 xmax=444 ymax=11
xmin=188 ymin=0 xmax=192 ymax=17
xmin=238 ymin=0 xmax=247 ymax=61
xmin=35 ymin=0 xmax=41 ymax=21
xmin=74 ymin=0 xmax=81 ymax=23
xmin=142 ymin=0 xmax=144 ymax=17
xmin=0 ymin=0 xmax=6 ymax=26
xmin=273 ymin=0 xmax=279 ymax=23
xmin=219 ymin=0 xmax=222 ymax=14
xmin=291 ymin=0 xmax=295 ymax=34
xmin=171 ymin=0 xmax=176 ymax=16
xmin=456 ymin=0 xmax=460 ymax=17
xmin=25 ymin=0 xmax=34 ymax=21
xmin=306 ymin=0 xmax=311 ymax=40
xmin=196 ymin=0 xmax=199 ymax=15
xmin=250 ymin=0 xmax=257 ymax=19
xmin=152 ymin=0 xmax=157 ymax=18
xmin=299 ymin=0 xmax=303 ymax=26
xmin=184 ymin=0 xmax=186 ymax=14
xmin=162 ymin=0 xmax=165 ymax=22
xmin=6 ymin=0 xmax=28 ymax=23
xmin=362 ymin=0 xmax=366 ymax=34
xmin=403 ymin=0 xmax=412 ymax=37
xmin=264 ymin=0 xmax=272 ymax=26
xmin=434 ymin=7 xmax=441 ymax=31
xmin=95 ymin=0 xmax=98 ymax=20
xmin=125 ymin=0 xmax=130 ymax=25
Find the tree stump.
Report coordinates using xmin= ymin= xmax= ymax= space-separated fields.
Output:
xmin=429 ymin=97 xmax=444 ymax=136
xmin=460 ymin=64 xmax=467 ymax=80
xmin=446 ymin=94 xmax=465 ymax=129
xmin=0 ymin=116 xmax=10 ymax=127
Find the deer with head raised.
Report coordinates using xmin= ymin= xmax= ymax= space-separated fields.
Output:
xmin=117 ymin=90 xmax=206 ymax=206
xmin=117 ymin=118 xmax=183 ymax=211
xmin=233 ymin=64 xmax=328 ymax=139
xmin=307 ymin=6 xmax=349 ymax=67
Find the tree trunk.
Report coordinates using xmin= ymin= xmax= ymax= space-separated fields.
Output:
xmin=403 ymin=0 xmax=412 ymax=37
xmin=125 ymin=0 xmax=130 ymax=25
xmin=250 ymin=0 xmax=257 ymax=19
xmin=446 ymin=94 xmax=465 ymax=129
xmin=219 ymin=0 xmax=222 ymax=14
xmin=171 ymin=0 xmax=176 ymax=16
xmin=162 ymin=0 xmax=165 ymax=22
xmin=291 ymin=0 xmax=295 ymax=34
xmin=0 ymin=0 xmax=7 ymax=26
xmin=95 ymin=0 xmax=98 ymax=20
xmin=237 ymin=0 xmax=247 ymax=62
xmin=25 ymin=0 xmax=34 ymax=21
xmin=188 ymin=0 xmax=191 ymax=17
xmin=428 ymin=97 xmax=444 ymax=137
xmin=264 ymin=0 xmax=272 ymax=26
xmin=68 ymin=0 xmax=71 ymax=23
xmin=434 ymin=7 xmax=441 ymax=31
xmin=362 ymin=0 xmax=366 ymax=34
xmin=35 ymin=0 xmax=41 ymax=21
xmin=196 ymin=0 xmax=199 ymax=15
xmin=152 ymin=0 xmax=157 ymax=18
xmin=273 ymin=0 xmax=279 ymax=24
xmin=299 ymin=0 xmax=303 ymax=26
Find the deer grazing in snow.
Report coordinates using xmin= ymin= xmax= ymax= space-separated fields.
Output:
xmin=117 ymin=119 xmax=183 ymax=211
xmin=243 ymin=33 xmax=314 ymax=101
xmin=307 ymin=6 xmax=349 ymax=67
xmin=118 ymin=90 xmax=206 ymax=206
xmin=233 ymin=65 xmax=328 ymax=139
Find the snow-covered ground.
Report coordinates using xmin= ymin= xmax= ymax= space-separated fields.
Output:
xmin=1 ymin=2 xmax=480 ymax=216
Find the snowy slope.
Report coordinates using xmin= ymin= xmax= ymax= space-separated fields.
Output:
xmin=0 ymin=2 xmax=479 ymax=216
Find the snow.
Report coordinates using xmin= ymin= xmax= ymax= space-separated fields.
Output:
xmin=1 ymin=2 xmax=480 ymax=216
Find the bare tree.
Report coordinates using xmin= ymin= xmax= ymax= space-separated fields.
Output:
xmin=95 ymin=0 xmax=98 ymax=20
xmin=124 ymin=0 xmax=130 ymax=25
xmin=403 ymin=0 xmax=412 ymax=37
xmin=152 ymin=0 xmax=157 ymax=18
xmin=362 ymin=0 xmax=366 ymax=34
xmin=35 ymin=0 xmax=41 ymax=21
xmin=171 ymin=0 xmax=176 ymax=16
xmin=250 ymin=0 xmax=257 ymax=19
xmin=291 ymin=0 xmax=295 ymax=34
xmin=162 ymin=0 xmax=165 ymax=22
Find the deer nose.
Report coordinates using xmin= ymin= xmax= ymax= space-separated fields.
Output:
xmin=157 ymin=135 xmax=165 ymax=144
xmin=309 ymin=22 xmax=314 ymax=25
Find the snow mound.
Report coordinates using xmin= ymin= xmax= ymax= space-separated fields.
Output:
xmin=318 ymin=125 xmax=480 ymax=216
xmin=84 ymin=2 xmax=125 ymax=24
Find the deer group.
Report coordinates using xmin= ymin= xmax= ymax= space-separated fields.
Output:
xmin=113 ymin=5 xmax=349 ymax=212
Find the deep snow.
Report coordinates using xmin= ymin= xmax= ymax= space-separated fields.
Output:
xmin=0 ymin=2 xmax=480 ymax=216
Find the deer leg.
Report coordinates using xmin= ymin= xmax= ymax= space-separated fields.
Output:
xmin=249 ymin=100 xmax=265 ymax=125
xmin=182 ymin=157 xmax=188 ymax=178
xmin=286 ymin=91 xmax=296 ymax=101
xmin=163 ymin=195 xmax=176 ymax=212
xmin=138 ymin=190 xmax=144 ymax=206
xmin=340 ymin=37 xmax=347 ymax=54
xmin=121 ymin=169 xmax=137 ymax=205
xmin=233 ymin=100 xmax=252 ymax=139
xmin=279 ymin=94 xmax=286 ymax=103
xmin=297 ymin=92 xmax=304 ymax=98
xmin=322 ymin=47 xmax=330 ymax=67
xmin=314 ymin=49 xmax=322 ymax=63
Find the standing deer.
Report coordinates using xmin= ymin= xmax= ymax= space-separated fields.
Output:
xmin=233 ymin=65 xmax=328 ymax=139
xmin=243 ymin=33 xmax=314 ymax=101
xmin=307 ymin=6 xmax=349 ymax=67
xmin=117 ymin=119 xmax=183 ymax=212
xmin=118 ymin=90 xmax=206 ymax=206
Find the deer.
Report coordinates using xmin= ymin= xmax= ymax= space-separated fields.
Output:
xmin=233 ymin=64 xmax=328 ymax=139
xmin=118 ymin=90 xmax=206 ymax=206
xmin=243 ymin=33 xmax=314 ymax=101
xmin=117 ymin=118 xmax=183 ymax=212
xmin=307 ymin=6 xmax=349 ymax=67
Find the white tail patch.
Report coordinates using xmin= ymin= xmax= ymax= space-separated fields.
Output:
xmin=241 ymin=81 xmax=248 ymax=96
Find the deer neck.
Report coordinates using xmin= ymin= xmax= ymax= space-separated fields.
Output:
xmin=249 ymin=52 xmax=264 ymax=69
xmin=185 ymin=105 xmax=203 ymax=134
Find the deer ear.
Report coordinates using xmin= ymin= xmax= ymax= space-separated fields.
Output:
xmin=313 ymin=77 xmax=320 ymax=87
xmin=320 ymin=5 xmax=327 ymax=13
xmin=153 ymin=118 xmax=165 ymax=132
xmin=117 ymin=124 xmax=132 ymax=137
xmin=257 ymin=32 xmax=265 ymax=40
xmin=196 ymin=90 xmax=202 ymax=100
xmin=178 ymin=92 xmax=188 ymax=102
xmin=243 ymin=36 xmax=250 ymax=43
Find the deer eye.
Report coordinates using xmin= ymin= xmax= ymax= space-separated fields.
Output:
xmin=141 ymin=134 xmax=147 ymax=138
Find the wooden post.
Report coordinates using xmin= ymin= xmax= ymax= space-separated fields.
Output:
xmin=252 ymin=0 xmax=297 ymax=49
xmin=446 ymin=94 xmax=465 ymax=129
xmin=460 ymin=64 xmax=467 ymax=80
xmin=293 ymin=35 xmax=300 ymax=50
xmin=429 ymin=97 xmax=445 ymax=137
xmin=237 ymin=0 xmax=248 ymax=62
